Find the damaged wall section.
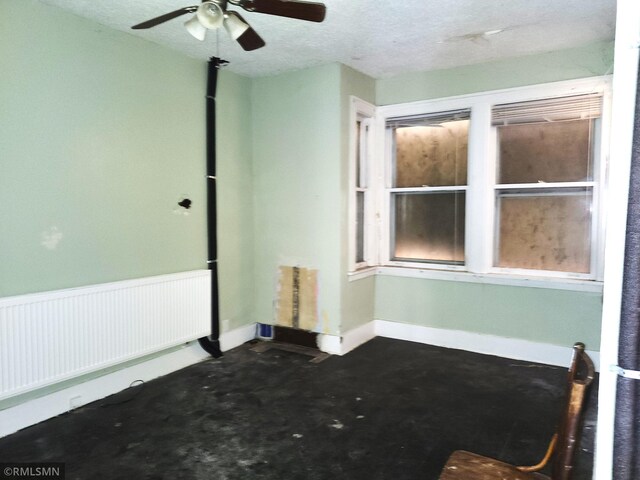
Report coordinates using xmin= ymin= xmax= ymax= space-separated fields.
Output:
xmin=276 ymin=266 xmax=319 ymax=332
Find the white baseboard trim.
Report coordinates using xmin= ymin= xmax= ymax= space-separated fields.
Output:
xmin=317 ymin=321 xmax=376 ymax=356
xmin=318 ymin=319 xmax=600 ymax=369
xmin=342 ymin=321 xmax=377 ymax=354
xmin=373 ymin=320 xmax=600 ymax=371
xmin=220 ymin=323 xmax=257 ymax=352
xmin=0 ymin=323 xmax=256 ymax=438
xmin=1 ymin=318 xmax=598 ymax=438
xmin=316 ymin=333 xmax=342 ymax=355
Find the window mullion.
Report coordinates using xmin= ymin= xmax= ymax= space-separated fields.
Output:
xmin=374 ymin=112 xmax=389 ymax=266
xmin=594 ymin=108 xmax=609 ymax=281
xmin=465 ymin=103 xmax=494 ymax=274
xmin=363 ymin=117 xmax=377 ymax=267
xmin=359 ymin=119 xmax=370 ymax=189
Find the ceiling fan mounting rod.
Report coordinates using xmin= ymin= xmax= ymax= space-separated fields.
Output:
xmin=206 ymin=0 xmax=228 ymax=7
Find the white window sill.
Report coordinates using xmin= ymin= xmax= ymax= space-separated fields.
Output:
xmin=373 ymin=266 xmax=603 ymax=293
xmin=347 ymin=267 xmax=377 ymax=281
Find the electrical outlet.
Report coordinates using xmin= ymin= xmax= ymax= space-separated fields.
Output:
xmin=222 ymin=319 xmax=230 ymax=332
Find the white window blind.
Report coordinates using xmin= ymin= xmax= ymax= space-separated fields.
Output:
xmin=387 ymin=109 xmax=470 ymax=129
xmin=492 ymin=94 xmax=602 ymax=126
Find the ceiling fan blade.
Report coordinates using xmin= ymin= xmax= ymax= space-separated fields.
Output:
xmin=132 ymin=6 xmax=198 ymax=29
xmin=229 ymin=12 xmax=266 ymax=51
xmin=239 ymin=0 xmax=326 ymax=22
xmin=236 ymin=27 xmax=266 ymax=51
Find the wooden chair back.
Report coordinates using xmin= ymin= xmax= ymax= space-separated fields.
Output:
xmin=550 ymin=342 xmax=595 ymax=480
xmin=438 ymin=342 xmax=595 ymax=480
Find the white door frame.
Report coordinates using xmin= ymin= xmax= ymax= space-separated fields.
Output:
xmin=594 ymin=1 xmax=640 ymax=479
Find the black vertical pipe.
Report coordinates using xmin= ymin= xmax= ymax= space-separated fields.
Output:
xmin=198 ymin=57 xmax=226 ymax=358
xmin=613 ymin=57 xmax=640 ymax=480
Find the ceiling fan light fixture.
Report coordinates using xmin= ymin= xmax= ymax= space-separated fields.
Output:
xmin=196 ymin=1 xmax=225 ymax=29
xmin=132 ymin=0 xmax=327 ymax=52
xmin=223 ymin=12 xmax=250 ymax=40
xmin=185 ymin=15 xmax=207 ymax=40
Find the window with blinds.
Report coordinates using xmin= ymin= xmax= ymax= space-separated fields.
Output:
xmin=493 ymin=94 xmax=603 ymax=274
xmin=388 ymin=110 xmax=470 ymax=264
xmin=370 ymin=77 xmax=609 ymax=282
xmin=492 ymin=94 xmax=602 ymax=126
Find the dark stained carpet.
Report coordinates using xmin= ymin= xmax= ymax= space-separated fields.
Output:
xmin=0 ymin=337 xmax=597 ymax=479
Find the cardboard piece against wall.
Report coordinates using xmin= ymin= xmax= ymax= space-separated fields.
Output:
xmin=276 ymin=266 xmax=318 ymax=331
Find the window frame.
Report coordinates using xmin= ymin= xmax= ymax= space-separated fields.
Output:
xmin=387 ymin=110 xmax=470 ymax=267
xmin=490 ymin=100 xmax=604 ymax=280
xmin=348 ymin=97 xmax=377 ymax=273
xmin=369 ymin=77 xmax=612 ymax=287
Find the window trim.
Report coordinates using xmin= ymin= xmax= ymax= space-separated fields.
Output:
xmin=369 ymin=76 xmax=612 ymax=286
xmin=375 ymin=266 xmax=604 ymax=293
xmin=348 ymin=96 xmax=377 ymax=273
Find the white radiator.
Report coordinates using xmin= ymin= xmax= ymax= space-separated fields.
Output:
xmin=0 ymin=270 xmax=211 ymax=400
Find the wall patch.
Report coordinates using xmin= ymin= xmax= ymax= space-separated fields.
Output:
xmin=276 ymin=266 xmax=318 ymax=331
xmin=41 ymin=226 xmax=63 ymax=250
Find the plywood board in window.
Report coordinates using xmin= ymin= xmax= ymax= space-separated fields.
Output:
xmin=395 ymin=120 xmax=468 ymax=188
xmin=497 ymin=194 xmax=592 ymax=273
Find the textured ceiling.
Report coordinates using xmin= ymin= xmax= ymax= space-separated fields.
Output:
xmin=39 ymin=0 xmax=616 ymax=78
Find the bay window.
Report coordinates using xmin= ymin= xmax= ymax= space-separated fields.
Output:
xmin=349 ymin=78 xmax=611 ymax=288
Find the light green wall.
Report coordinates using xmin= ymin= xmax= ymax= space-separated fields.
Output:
xmin=0 ymin=0 xmax=207 ymax=297
xmin=0 ymin=0 xmax=607 ymax=352
xmin=247 ymin=64 xmax=376 ymax=335
xmin=341 ymin=274 xmax=376 ymax=332
xmin=375 ymin=276 xmax=602 ymax=349
xmin=0 ymin=1 xmax=254 ymax=328
xmin=217 ymin=71 xmax=256 ymax=331
xmin=251 ymin=64 xmax=343 ymax=335
xmin=247 ymin=50 xmax=607 ymax=347
xmin=339 ymin=65 xmax=376 ymax=332
xmin=376 ymin=40 xmax=614 ymax=105
xmin=0 ymin=1 xmax=255 ymax=408
xmin=371 ymin=43 xmax=608 ymax=349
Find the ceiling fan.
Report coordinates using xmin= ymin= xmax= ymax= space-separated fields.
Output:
xmin=132 ymin=0 xmax=326 ymax=51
